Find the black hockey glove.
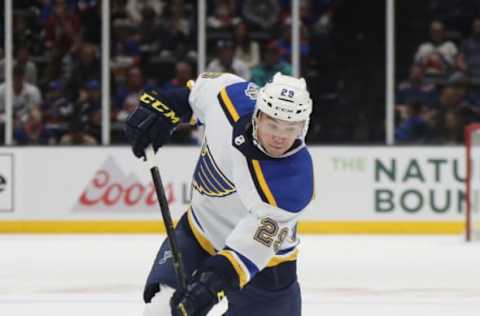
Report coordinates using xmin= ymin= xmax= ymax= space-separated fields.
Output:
xmin=124 ymin=90 xmax=182 ymax=158
xmin=170 ymin=270 xmax=226 ymax=316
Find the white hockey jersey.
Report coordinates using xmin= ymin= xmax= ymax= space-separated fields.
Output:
xmin=186 ymin=73 xmax=314 ymax=288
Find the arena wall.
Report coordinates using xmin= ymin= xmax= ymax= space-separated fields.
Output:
xmin=0 ymin=146 xmax=469 ymax=234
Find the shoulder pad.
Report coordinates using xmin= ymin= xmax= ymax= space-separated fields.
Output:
xmin=246 ymin=148 xmax=314 ymax=213
xmin=217 ymin=81 xmax=258 ymax=125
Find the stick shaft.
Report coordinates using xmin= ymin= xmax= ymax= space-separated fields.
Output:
xmin=147 ymin=149 xmax=187 ymax=291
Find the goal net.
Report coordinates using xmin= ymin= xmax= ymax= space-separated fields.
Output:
xmin=465 ymin=124 xmax=480 ymax=241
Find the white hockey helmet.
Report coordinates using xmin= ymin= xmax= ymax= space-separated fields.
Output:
xmin=253 ymin=72 xmax=313 ymax=137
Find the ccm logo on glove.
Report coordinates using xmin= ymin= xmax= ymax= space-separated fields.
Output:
xmin=140 ymin=92 xmax=181 ymax=124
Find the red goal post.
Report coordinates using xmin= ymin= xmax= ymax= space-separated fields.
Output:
xmin=465 ymin=123 xmax=480 ymax=241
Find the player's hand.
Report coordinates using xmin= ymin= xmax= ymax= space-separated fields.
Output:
xmin=170 ymin=270 xmax=225 ymax=316
xmin=124 ymin=90 xmax=181 ymax=158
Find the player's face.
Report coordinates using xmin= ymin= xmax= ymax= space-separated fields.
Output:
xmin=256 ymin=113 xmax=304 ymax=157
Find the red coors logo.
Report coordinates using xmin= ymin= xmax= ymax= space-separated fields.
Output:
xmin=79 ymin=169 xmax=175 ymax=209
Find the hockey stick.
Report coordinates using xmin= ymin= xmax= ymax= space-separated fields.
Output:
xmin=145 ymin=145 xmax=187 ymax=291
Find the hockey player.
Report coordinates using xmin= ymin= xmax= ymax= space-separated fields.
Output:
xmin=125 ymin=72 xmax=314 ymax=316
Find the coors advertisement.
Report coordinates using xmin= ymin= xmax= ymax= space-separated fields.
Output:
xmin=73 ymin=156 xmax=192 ymax=214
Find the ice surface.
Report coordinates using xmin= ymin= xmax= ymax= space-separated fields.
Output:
xmin=1 ymin=234 xmax=480 ymax=316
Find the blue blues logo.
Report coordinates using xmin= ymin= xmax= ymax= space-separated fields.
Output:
xmin=244 ymin=83 xmax=258 ymax=101
xmin=192 ymin=142 xmax=236 ymax=197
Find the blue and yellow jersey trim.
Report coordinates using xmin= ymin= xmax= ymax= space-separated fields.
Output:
xmin=192 ymin=141 xmax=236 ymax=197
xmin=218 ymin=88 xmax=240 ymax=125
xmin=247 ymin=159 xmax=278 ymax=207
xmin=267 ymin=247 xmax=299 ymax=267
xmin=218 ymin=246 xmax=297 ymax=288
xmin=246 ymin=148 xmax=314 ymax=213
xmin=219 ymin=248 xmax=259 ymax=288
xmin=217 ymin=82 xmax=256 ymax=126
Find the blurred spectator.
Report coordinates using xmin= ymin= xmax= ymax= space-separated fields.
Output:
xmin=111 ymin=19 xmax=141 ymax=69
xmin=0 ymin=65 xmax=42 ymax=121
xmin=457 ymin=17 xmax=480 ymax=83
xmin=162 ymin=60 xmax=196 ymax=145
xmin=72 ymin=79 xmax=102 ymax=141
xmin=250 ymin=42 xmax=292 ymax=86
xmin=43 ymin=43 xmax=70 ymax=87
xmin=158 ymin=1 xmax=195 ymax=59
xmin=440 ymin=108 xmax=466 ymax=144
xmin=426 ymin=0 xmax=478 ymax=34
xmin=42 ymin=32 xmax=85 ymax=86
xmin=15 ymin=46 xmax=37 ymax=85
xmin=311 ymin=3 xmax=334 ymax=36
xmin=396 ymin=65 xmax=437 ymax=108
xmin=273 ymin=19 xmax=311 ymax=63
xmin=37 ymin=0 xmax=54 ymax=24
xmin=14 ymin=106 xmax=55 ymax=145
xmin=207 ymin=2 xmax=241 ymax=31
xmin=77 ymin=0 xmax=102 ymax=45
xmin=414 ymin=20 xmax=458 ymax=82
xmin=126 ymin=0 xmax=165 ymax=24
xmin=59 ymin=118 xmax=98 ymax=145
xmin=429 ymin=104 xmax=480 ymax=144
xmin=210 ymin=0 xmax=238 ymax=12
xmin=137 ymin=6 xmax=162 ymax=49
xmin=425 ymin=82 xmax=480 ymax=142
xmin=395 ymin=101 xmax=431 ymax=144
xmin=114 ymin=67 xmax=145 ymax=120
xmin=206 ymin=40 xmax=251 ymax=80
xmin=13 ymin=13 xmax=37 ymax=52
xmin=436 ymin=84 xmax=470 ymax=111
xmin=280 ymin=0 xmax=328 ymax=32
xmin=233 ymin=22 xmax=260 ymax=69
xmin=42 ymin=80 xmax=74 ymax=125
xmin=242 ymin=0 xmax=280 ymax=30
xmin=298 ymin=0 xmax=322 ymax=27
xmin=111 ymin=0 xmax=129 ymax=21
xmin=163 ymin=61 xmax=193 ymax=91
xmin=44 ymin=0 xmax=81 ymax=51
xmin=64 ymin=42 xmax=101 ymax=99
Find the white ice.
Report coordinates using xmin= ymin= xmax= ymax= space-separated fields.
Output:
xmin=1 ymin=234 xmax=480 ymax=316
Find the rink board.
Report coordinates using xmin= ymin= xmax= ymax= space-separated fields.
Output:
xmin=0 ymin=146 xmax=472 ymax=234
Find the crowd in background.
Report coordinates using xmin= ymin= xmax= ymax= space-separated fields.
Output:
xmin=0 ymin=0 xmax=102 ymax=145
xmin=107 ymin=0 xmax=335 ymax=144
xmin=0 ymin=0 xmax=339 ymax=145
xmin=395 ymin=0 xmax=480 ymax=144
xmin=7 ymin=0 xmax=479 ymax=146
